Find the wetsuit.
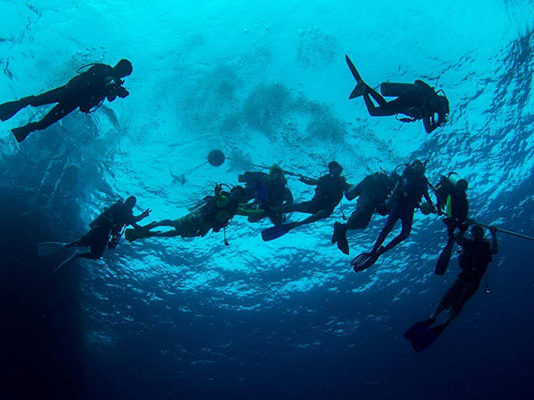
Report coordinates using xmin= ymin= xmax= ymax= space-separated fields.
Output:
xmin=345 ymin=172 xmax=395 ymax=229
xmin=371 ymin=171 xmax=430 ymax=254
xmin=239 ymin=171 xmax=294 ymax=225
xmin=69 ymin=200 xmax=137 ymax=258
xmin=363 ymin=80 xmax=447 ymax=133
xmin=286 ymin=174 xmax=349 ymax=216
xmin=439 ymin=237 xmax=494 ymax=313
xmin=2 ymin=63 xmax=129 ymax=142
xmin=125 ymin=190 xmax=263 ymax=241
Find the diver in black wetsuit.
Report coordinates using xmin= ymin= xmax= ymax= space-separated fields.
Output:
xmin=239 ymin=164 xmax=294 ymax=226
xmin=404 ymin=225 xmax=498 ymax=352
xmin=332 ymin=171 xmax=397 ymax=254
xmin=345 ymin=55 xmax=449 ymax=133
xmin=351 ymin=160 xmax=435 ymax=271
xmin=66 ymin=196 xmax=150 ymax=260
xmin=0 ymin=59 xmax=132 ymax=142
xmin=432 ymin=173 xmax=470 ymax=275
xmin=261 ymin=161 xmax=350 ymax=241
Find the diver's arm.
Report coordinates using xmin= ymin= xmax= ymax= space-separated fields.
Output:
xmin=132 ymin=208 xmax=151 ymax=224
xmin=299 ymin=176 xmax=318 ymax=186
xmin=106 ymin=83 xmax=129 ymax=102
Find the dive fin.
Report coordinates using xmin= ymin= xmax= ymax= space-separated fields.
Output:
xmin=408 ymin=324 xmax=446 ymax=352
xmin=332 ymin=222 xmax=349 ymax=255
xmin=0 ymin=100 xmax=25 ymax=121
xmin=350 ymin=251 xmax=379 ymax=272
xmin=349 ymin=84 xmax=367 ymax=99
xmin=12 ymin=124 xmax=35 ymax=143
xmin=125 ymin=227 xmax=155 ymax=242
xmin=345 ymin=55 xmax=367 ymax=99
xmin=37 ymin=242 xmax=68 ymax=256
xmin=404 ymin=318 xmax=434 ymax=341
xmin=435 ymin=238 xmax=455 ymax=275
xmin=53 ymin=250 xmax=79 ymax=273
xmin=261 ymin=225 xmax=290 ymax=242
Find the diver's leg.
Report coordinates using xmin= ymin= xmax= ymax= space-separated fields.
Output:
xmin=346 ymin=200 xmax=374 ymax=230
xmin=380 ymin=206 xmax=413 ymax=253
xmin=333 ymin=200 xmax=374 ymax=253
xmin=431 ymin=303 xmax=446 ymax=321
xmin=12 ymin=102 xmax=77 ymax=142
xmin=370 ymin=204 xmax=401 ymax=253
xmin=365 ymin=91 xmax=408 ymax=117
xmin=34 ymin=102 xmax=78 ymax=130
xmin=367 ymin=87 xmax=387 ymax=106
xmin=281 ymin=201 xmax=314 ymax=215
xmin=248 ymin=214 xmax=264 ymax=223
xmin=267 ymin=212 xmax=284 ymax=226
xmin=0 ymin=87 xmax=66 ymax=122
xmin=143 ymin=219 xmax=177 ymax=229
xmin=288 ymin=209 xmax=330 ymax=230
xmin=27 ymin=87 xmax=67 ymax=106
xmin=65 ymin=228 xmax=98 ymax=249
xmin=74 ymin=229 xmax=109 ymax=260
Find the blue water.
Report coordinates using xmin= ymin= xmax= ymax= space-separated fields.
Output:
xmin=1 ymin=1 xmax=533 ymax=399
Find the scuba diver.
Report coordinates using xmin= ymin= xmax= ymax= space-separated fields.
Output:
xmin=432 ymin=172 xmax=470 ymax=275
xmin=404 ymin=224 xmax=498 ymax=352
xmin=345 ymin=55 xmax=449 ymax=133
xmin=351 ymin=160 xmax=436 ymax=272
xmin=332 ymin=170 xmax=397 ymax=255
xmin=38 ymin=196 xmax=150 ymax=271
xmin=238 ymin=164 xmax=294 ymax=226
xmin=125 ymin=185 xmax=264 ymax=243
xmin=261 ymin=161 xmax=350 ymax=241
xmin=0 ymin=59 xmax=133 ymax=143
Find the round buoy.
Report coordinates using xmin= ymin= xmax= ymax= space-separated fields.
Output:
xmin=208 ymin=149 xmax=225 ymax=166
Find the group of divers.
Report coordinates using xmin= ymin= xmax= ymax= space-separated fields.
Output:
xmin=1 ymin=55 xmax=521 ymax=353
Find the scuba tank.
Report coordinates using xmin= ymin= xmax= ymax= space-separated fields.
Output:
xmin=446 ymin=172 xmax=468 ymax=191
xmin=444 ymin=172 xmax=469 ymax=221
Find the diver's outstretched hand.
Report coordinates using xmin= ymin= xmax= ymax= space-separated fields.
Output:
xmin=140 ymin=208 xmax=151 ymax=218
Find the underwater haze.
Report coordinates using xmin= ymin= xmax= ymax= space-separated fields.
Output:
xmin=1 ymin=0 xmax=534 ymax=399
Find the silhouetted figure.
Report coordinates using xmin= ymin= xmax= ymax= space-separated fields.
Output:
xmin=239 ymin=164 xmax=294 ymax=226
xmin=332 ymin=171 xmax=397 ymax=254
xmin=351 ymin=160 xmax=435 ymax=271
xmin=261 ymin=161 xmax=350 ymax=241
xmin=0 ymin=59 xmax=132 ymax=142
xmin=66 ymin=196 xmax=149 ymax=260
xmin=125 ymin=185 xmax=263 ymax=243
xmin=433 ymin=172 xmax=470 ymax=275
xmin=346 ymin=55 xmax=449 ymax=133
xmin=404 ymin=225 xmax=498 ymax=352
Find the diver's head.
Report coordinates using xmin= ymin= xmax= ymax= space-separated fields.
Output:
xmin=471 ymin=224 xmax=485 ymax=241
xmin=269 ymin=164 xmax=286 ymax=185
xmin=328 ymin=161 xmax=343 ymax=177
xmin=409 ymin=160 xmax=425 ymax=176
xmin=125 ymin=195 xmax=137 ymax=209
xmin=456 ymin=178 xmax=468 ymax=192
xmin=113 ymin=59 xmax=133 ymax=78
